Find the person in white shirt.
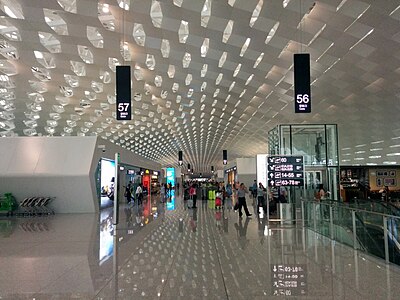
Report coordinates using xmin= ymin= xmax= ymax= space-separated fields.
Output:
xmin=136 ymin=184 xmax=143 ymax=205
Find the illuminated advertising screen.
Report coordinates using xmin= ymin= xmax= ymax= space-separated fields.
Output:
xmin=100 ymin=159 xmax=115 ymax=209
xmin=166 ymin=168 xmax=175 ymax=187
xmin=166 ymin=168 xmax=175 ymax=211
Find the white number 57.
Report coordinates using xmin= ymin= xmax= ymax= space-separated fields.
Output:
xmin=118 ymin=103 xmax=129 ymax=112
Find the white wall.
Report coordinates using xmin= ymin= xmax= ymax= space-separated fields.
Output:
xmin=0 ymin=137 xmax=161 ymax=213
xmin=237 ymin=158 xmax=256 ymax=174
xmin=0 ymin=137 xmax=97 ymax=213
xmin=237 ymin=158 xmax=257 ymax=188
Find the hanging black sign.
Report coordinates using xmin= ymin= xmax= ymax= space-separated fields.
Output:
xmin=116 ymin=65 xmax=132 ymax=120
xmin=294 ymin=53 xmax=311 ymax=113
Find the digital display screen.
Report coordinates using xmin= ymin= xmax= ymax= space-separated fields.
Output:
xmin=100 ymin=159 xmax=115 ymax=209
xmin=268 ymin=156 xmax=304 ymax=187
xmin=166 ymin=167 xmax=175 ymax=187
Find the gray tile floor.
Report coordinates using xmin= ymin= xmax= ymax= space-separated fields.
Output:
xmin=1 ymin=194 xmax=400 ymax=299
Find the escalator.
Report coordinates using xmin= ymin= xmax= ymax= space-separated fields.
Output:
xmin=353 ymin=211 xmax=400 ymax=264
xmin=305 ymin=199 xmax=400 ymax=265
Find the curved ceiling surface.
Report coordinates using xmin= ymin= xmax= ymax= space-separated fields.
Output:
xmin=0 ymin=0 xmax=399 ymax=171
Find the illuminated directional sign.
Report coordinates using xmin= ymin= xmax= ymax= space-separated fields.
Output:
xmin=267 ymin=156 xmax=304 ymax=187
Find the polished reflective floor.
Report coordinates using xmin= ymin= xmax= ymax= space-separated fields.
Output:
xmin=1 ymin=193 xmax=400 ymax=299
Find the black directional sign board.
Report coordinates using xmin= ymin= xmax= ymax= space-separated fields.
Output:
xmin=267 ymin=156 xmax=304 ymax=187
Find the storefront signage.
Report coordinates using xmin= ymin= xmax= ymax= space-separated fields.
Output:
xmin=294 ymin=53 xmax=311 ymax=113
xmin=153 ymin=171 xmax=158 ymax=176
xmin=271 ymin=264 xmax=307 ymax=296
xmin=267 ymin=156 xmax=304 ymax=187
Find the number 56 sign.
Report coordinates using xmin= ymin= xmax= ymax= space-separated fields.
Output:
xmin=294 ymin=54 xmax=311 ymax=113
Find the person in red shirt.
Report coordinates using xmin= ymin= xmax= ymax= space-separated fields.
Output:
xmin=189 ymin=183 xmax=197 ymax=208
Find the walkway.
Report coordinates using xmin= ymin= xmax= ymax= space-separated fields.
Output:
xmin=1 ymin=194 xmax=400 ymax=299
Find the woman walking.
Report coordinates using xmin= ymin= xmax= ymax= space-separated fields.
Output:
xmin=237 ymin=183 xmax=252 ymax=218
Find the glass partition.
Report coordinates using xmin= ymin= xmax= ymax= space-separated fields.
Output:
xmin=303 ymin=199 xmax=400 ymax=266
xmin=268 ymin=124 xmax=339 ymax=205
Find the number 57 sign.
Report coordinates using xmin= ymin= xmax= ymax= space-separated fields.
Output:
xmin=294 ymin=53 xmax=311 ymax=113
xmin=116 ymin=66 xmax=132 ymax=120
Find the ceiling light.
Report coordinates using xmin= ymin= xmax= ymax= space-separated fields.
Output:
xmin=178 ymin=20 xmax=189 ymax=43
xmin=233 ymin=63 xmax=241 ymax=77
xmin=223 ymin=20 xmax=233 ymax=43
xmin=250 ymin=0 xmax=263 ymax=27
xmin=265 ymin=22 xmax=279 ymax=44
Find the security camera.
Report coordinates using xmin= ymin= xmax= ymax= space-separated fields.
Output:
xmin=98 ymin=145 xmax=106 ymax=153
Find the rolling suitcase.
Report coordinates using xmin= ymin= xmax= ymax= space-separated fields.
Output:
xmin=215 ymin=197 xmax=222 ymax=209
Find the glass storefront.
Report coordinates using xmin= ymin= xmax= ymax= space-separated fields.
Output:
xmin=267 ymin=124 xmax=339 ymax=221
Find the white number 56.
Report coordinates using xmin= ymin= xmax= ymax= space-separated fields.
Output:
xmin=296 ymin=94 xmax=309 ymax=103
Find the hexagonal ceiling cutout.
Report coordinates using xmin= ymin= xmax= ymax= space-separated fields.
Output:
xmin=0 ymin=0 xmax=399 ymax=170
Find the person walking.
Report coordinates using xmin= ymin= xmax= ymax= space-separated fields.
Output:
xmin=189 ymin=183 xmax=197 ymax=208
xmin=125 ymin=182 xmax=133 ymax=203
xmin=225 ymin=183 xmax=233 ymax=209
xmin=252 ymin=180 xmax=257 ymax=200
xmin=257 ymin=182 xmax=265 ymax=212
xmin=160 ymin=184 xmax=165 ymax=202
xmin=136 ymin=184 xmax=143 ymax=205
xmin=237 ymin=183 xmax=252 ymax=218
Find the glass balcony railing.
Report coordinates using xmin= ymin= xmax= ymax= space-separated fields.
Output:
xmin=302 ymin=199 xmax=400 ymax=265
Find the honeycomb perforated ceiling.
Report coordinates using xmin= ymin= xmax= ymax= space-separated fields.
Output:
xmin=0 ymin=0 xmax=399 ymax=172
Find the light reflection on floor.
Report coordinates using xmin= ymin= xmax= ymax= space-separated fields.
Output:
xmin=0 ymin=193 xmax=400 ymax=299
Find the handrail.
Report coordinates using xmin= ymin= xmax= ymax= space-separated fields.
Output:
xmin=354 ymin=213 xmax=385 ymax=258
xmin=303 ymin=199 xmax=400 ymax=221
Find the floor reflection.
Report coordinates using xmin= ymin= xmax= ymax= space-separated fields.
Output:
xmin=1 ymin=195 xmax=400 ymax=299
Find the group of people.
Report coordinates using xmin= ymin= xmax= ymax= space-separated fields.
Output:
xmin=124 ymin=182 xmax=144 ymax=205
xmin=183 ymin=180 xmax=256 ymax=218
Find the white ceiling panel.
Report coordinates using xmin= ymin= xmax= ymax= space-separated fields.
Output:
xmin=0 ymin=0 xmax=399 ymax=171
